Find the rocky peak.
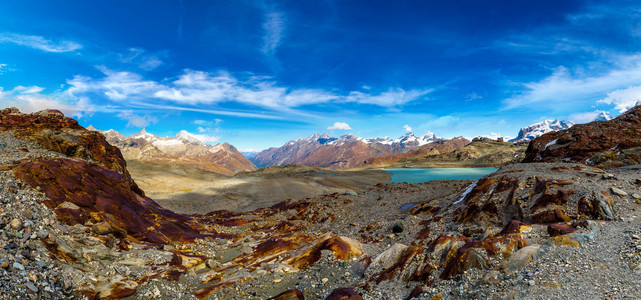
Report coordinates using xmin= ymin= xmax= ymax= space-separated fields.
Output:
xmin=510 ymin=119 xmax=574 ymax=143
xmin=175 ymin=130 xmax=204 ymax=144
xmin=591 ymin=111 xmax=612 ymax=122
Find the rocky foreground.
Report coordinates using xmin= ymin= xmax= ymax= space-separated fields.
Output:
xmin=0 ymin=107 xmax=641 ymax=299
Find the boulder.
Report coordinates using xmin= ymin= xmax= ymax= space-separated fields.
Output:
xmin=92 ymin=222 xmax=112 ymax=235
xmin=547 ymin=224 xmax=577 ymax=236
xmin=326 ymin=288 xmax=363 ymax=300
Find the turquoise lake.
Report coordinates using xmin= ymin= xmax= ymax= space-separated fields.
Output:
xmin=385 ymin=167 xmax=498 ymax=183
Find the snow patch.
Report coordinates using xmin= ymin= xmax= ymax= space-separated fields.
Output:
xmin=544 ymin=139 xmax=558 ymax=150
xmin=453 ymin=181 xmax=478 ymax=204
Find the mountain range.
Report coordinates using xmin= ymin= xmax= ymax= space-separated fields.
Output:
xmin=251 ymin=131 xmax=444 ymax=169
xmin=89 ymin=127 xmax=257 ymax=176
xmin=89 ymin=115 xmax=589 ymax=174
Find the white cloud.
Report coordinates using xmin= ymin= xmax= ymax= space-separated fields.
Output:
xmin=0 ymin=33 xmax=82 ymax=53
xmin=504 ymin=55 xmax=641 ymax=110
xmin=67 ymin=68 xmax=431 ymax=110
xmin=345 ymin=88 xmax=432 ymax=106
xmin=261 ymin=10 xmax=285 ymax=56
xmin=117 ymin=110 xmax=158 ymax=127
xmin=327 ymin=122 xmax=352 ymax=130
xmin=67 ymin=67 xmax=162 ymax=101
xmin=193 ymin=119 xmax=223 ymax=127
xmin=0 ymin=86 xmax=93 ymax=118
xmin=119 ymin=48 xmax=164 ymax=71
xmin=465 ymin=92 xmax=482 ymax=101
xmin=0 ymin=64 xmax=7 ymax=74
xmin=598 ymin=85 xmax=641 ymax=112
xmin=568 ymin=110 xmax=612 ymax=123
xmin=403 ymin=124 xmax=412 ymax=132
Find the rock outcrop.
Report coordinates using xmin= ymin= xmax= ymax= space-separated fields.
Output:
xmin=523 ymin=105 xmax=641 ymax=169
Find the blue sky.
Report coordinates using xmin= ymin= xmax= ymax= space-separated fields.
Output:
xmin=1 ymin=0 xmax=641 ymax=150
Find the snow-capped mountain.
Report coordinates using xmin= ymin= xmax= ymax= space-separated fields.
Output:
xmin=509 ymin=119 xmax=574 ymax=143
xmin=592 ymin=111 xmax=612 ymax=122
xmin=89 ymin=128 xmax=257 ymax=175
xmin=252 ymin=131 xmax=444 ymax=169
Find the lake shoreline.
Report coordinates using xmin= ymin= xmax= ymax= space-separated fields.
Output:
xmin=384 ymin=167 xmax=498 ymax=183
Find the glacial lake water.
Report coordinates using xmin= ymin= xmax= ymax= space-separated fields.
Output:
xmin=385 ymin=167 xmax=498 ymax=183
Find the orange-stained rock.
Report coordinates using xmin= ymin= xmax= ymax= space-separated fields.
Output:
xmin=287 ymin=236 xmax=364 ymax=269
xmin=254 ymin=239 xmax=298 ymax=257
xmin=551 ymin=234 xmax=581 ymax=247
xmin=325 ymin=288 xmax=363 ymax=300
xmin=499 ymin=220 xmax=532 ymax=235
xmin=268 ymin=289 xmax=305 ymax=300
xmin=531 ymin=209 xmax=572 ymax=224
xmin=92 ymin=222 xmax=112 ymax=235
xmin=547 ymin=224 xmax=577 ymax=236
xmin=13 ymin=158 xmax=220 ymax=244
xmin=0 ymin=109 xmax=131 ymax=176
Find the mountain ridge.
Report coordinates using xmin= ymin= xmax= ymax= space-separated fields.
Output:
xmin=90 ymin=127 xmax=257 ymax=175
xmin=251 ymin=131 xmax=441 ymax=169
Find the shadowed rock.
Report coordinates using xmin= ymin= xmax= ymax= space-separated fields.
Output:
xmin=325 ymin=288 xmax=363 ymax=300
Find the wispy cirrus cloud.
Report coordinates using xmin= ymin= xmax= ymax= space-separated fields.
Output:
xmin=261 ymin=10 xmax=285 ymax=56
xmin=119 ymin=48 xmax=164 ymax=71
xmin=117 ymin=110 xmax=158 ymax=127
xmin=0 ymin=33 xmax=82 ymax=53
xmin=0 ymin=85 xmax=93 ymax=117
xmin=66 ymin=67 xmax=432 ymax=112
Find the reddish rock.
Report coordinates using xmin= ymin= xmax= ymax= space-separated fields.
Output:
xmin=13 ymin=158 xmax=218 ymax=244
xmin=531 ymin=209 xmax=572 ymax=224
xmin=523 ymin=105 xmax=641 ymax=168
xmin=287 ymin=236 xmax=363 ymax=269
xmin=547 ymin=224 xmax=577 ymax=236
xmin=0 ymin=109 xmax=131 ymax=176
xmin=268 ymin=289 xmax=305 ymax=300
xmin=499 ymin=220 xmax=532 ymax=235
xmin=325 ymin=288 xmax=363 ymax=300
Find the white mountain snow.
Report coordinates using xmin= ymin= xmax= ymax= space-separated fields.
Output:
xmin=591 ymin=111 xmax=612 ymax=122
xmin=509 ymin=119 xmax=574 ymax=143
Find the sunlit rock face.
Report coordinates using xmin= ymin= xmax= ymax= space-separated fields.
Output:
xmin=12 ymin=158 xmax=211 ymax=244
xmin=0 ymin=107 xmax=130 ymax=175
xmin=523 ymin=105 xmax=641 ymax=169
